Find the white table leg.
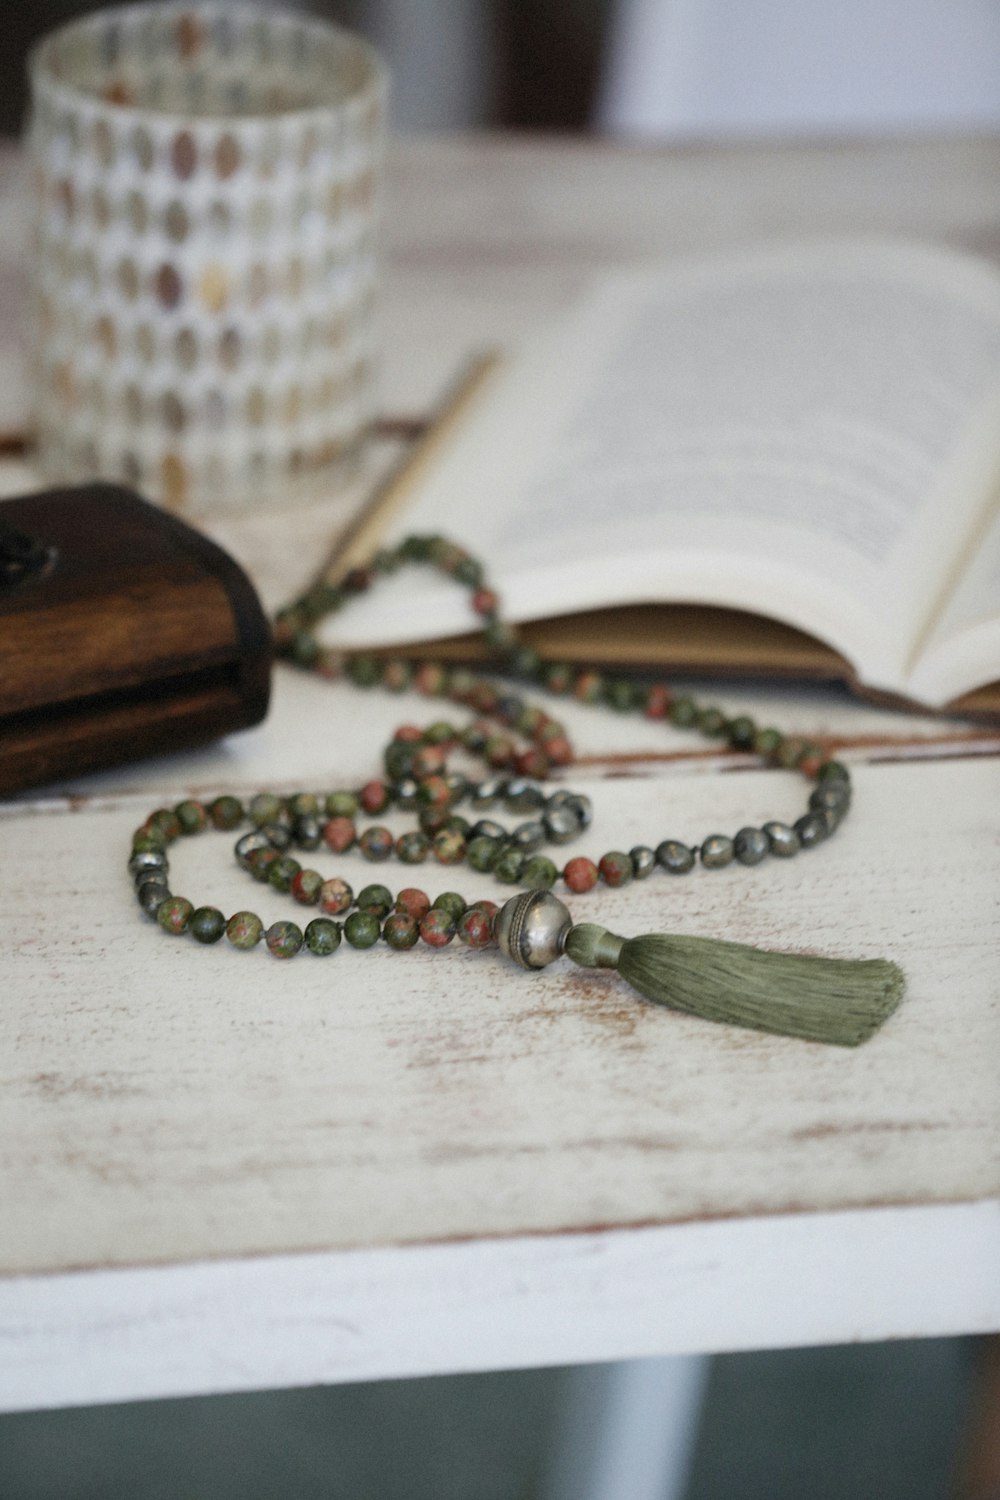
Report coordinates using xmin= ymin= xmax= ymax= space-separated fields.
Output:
xmin=540 ymin=1355 xmax=710 ymax=1500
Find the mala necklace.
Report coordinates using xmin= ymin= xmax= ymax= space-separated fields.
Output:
xmin=128 ymin=534 xmax=904 ymax=1047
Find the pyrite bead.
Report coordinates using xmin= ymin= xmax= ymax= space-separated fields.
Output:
xmin=763 ymin=821 xmax=800 ymax=857
xmin=128 ymin=848 xmax=168 ymax=875
xmin=733 ymin=827 xmax=769 ymax=866
xmin=794 ymin=813 xmax=827 ymax=847
xmin=259 ymin=821 xmax=293 ymax=851
xmin=471 ymin=776 xmax=508 ymax=808
xmin=809 ymin=784 xmax=850 ymax=814
xmin=470 ymin=819 xmax=507 ymax=842
xmin=543 ymin=807 xmax=580 ymax=844
xmin=393 ymin=776 xmax=420 ymax=810
xmin=700 ymin=835 xmax=735 ymax=869
xmin=512 ymin=821 xmax=546 ymax=853
xmin=293 ymin=815 xmax=322 ymax=850
xmin=629 ymin=845 xmax=656 ymax=879
xmin=504 ymin=778 xmax=546 ymax=813
xmin=139 ymin=882 xmax=170 ymax=916
xmin=656 ymin=839 xmax=695 ymax=875
xmin=565 ymin=794 xmax=593 ymax=829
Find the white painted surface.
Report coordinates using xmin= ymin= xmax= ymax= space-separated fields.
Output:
xmin=1 ymin=1204 xmax=998 ymax=1414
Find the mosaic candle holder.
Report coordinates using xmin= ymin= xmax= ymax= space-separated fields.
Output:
xmin=27 ymin=3 xmax=387 ymax=514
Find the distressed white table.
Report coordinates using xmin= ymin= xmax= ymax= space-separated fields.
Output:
xmin=1 ymin=135 xmax=999 ymax=1428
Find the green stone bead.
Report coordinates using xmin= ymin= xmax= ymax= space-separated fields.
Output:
xmin=209 ymin=795 xmax=244 ymax=830
xmin=424 ymin=720 xmax=456 ymax=744
xmin=157 ymin=896 xmax=193 ymax=935
xmin=288 ymin=792 xmax=320 ymax=818
xmin=696 ymin=706 xmax=727 ymax=736
xmin=752 ymin=727 xmax=783 ymax=757
xmin=305 ymin=918 xmax=341 ymax=956
xmin=433 ymin=829 xmax=466 ymax=865
xmin=817 ymin=760 xmax=851 ymax=784
xmin=290 ymin=631 xmax=320 ymax=667
xmin=396 ymin=831 xmax=430 ymax=864
xmin=726 ymin=716 xmax=756 ymax=750
xmin=545 ymin=663 xmax=573 ymax=694
xmin=268 ymin=855 xmax=301 ymax=891
xmin=190 ymin=906 xmax=226 ymax=943
xmin=325 ymin=791 xmax=359 ymax=817
xmin=466 ymin=835 xmax=501 ymax=872
xmin=226 ymin=911 xmax=263 ymax=949
xmin=384 ymin=741 xmax=415 ymax=781
xmin=494 ymin=847 xmax=525 ymax=883
xmin=432 ymin=891 xmax=467 ymax=922
xmin=356 ymin=883 xmax=393 ymax=918
xmin=147 ymin=809 xmax=182 ymax=842
xmin=347 ymin=654 xmax=383 ymax=687
xmin=383 ymin=912 xmax=419 ymax=949
xmin=669 ymin=696 xmax=698 ymax=727
xmin=131 ymin=832 xmax=166 ymax=854
xmin=521 ymin=855 xmax=558 ymax=889
xmin=266 ymin=921 xmax=304 ymax=959
xmin=344 ymin=910 xmax=381 ymax=948
xmin=604 ymin=678 xmax=638 ymax=712
xmin=249 ymin=792 xmax=284 ymax=826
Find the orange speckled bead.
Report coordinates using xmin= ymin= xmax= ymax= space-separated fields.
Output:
xmin=564 ymin=857 xmax=599 ymax=893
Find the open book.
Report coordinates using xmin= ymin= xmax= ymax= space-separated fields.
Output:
xmin=324 ymin=241 xmax=1000 ymax=717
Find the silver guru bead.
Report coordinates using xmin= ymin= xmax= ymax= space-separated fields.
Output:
xmin=493 ymin=891 xmax=573 ymax=971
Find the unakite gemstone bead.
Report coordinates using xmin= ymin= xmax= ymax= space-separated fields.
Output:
xmin=599 ymin=851 xmax=633 ymax=887
xmin=344 ymin=910 xmax=381 ymax=948
xmin=669 ymin=696 xmax=697 ymax=727
xmin=726 ymin=717 xmax=756 ymax=750
xmin=817 ymin=760 xmax=850 ymax=784
xmin=419 ymin=908 xmax=455 ymax=947
xmin=467 ymin=835 xmax=501 ymax=872
xmin=226 ymin=911 xmax=263 ymax=948
xmin=432 ymin=891 xmax=467 ymax=922
xmin=148 ymin=809 xmax=182 ymax=841
xmin=325 ymin=791 xmax=359 ymax=817
xmin=457 ymin=907 xmax=494 ymax=948
xmin=359 ymin=826 xmax=394 ymax=861
xmin=521 ymin=855 xmax=558 ymax=889
xmin=396 ymin=888 xmax=431 ymax=920
xmin=494 ymin=847 xmax=525 ymax=883
xmin=563 ymin=856 xmax=598 ymax=892
xmin=752 ymin=727 xmax=783 ymax=757
xmin=322 ymin=816 xmax=356 ymax=853
xmin=433 ymin=829 xmax=466 ymax=865
xmin=319 ymin=877 xmax=353 ymax=915
xmin=356 ymin=884 xmax=393 ymax=918
xmin=268 ymin=855 xmax=301 ymax=891
xmin=346 ymin=655 xmax=382 ymax=687
xmin=381 ymin=659 xmax=413 ymax=693
xmin=696 ymin=706 xmax=726 ymax=736
xmin=249 ymin=792 xmax=284 ymax=826
xmin=289 ymin=792 xmax=320 ymax=818
xmin=396 ymin=831 xmax=430 ymax=864
xmin=157 ymin=896 xmax=194 ymax=934
xmin=190 ymin=906 xmax=226 ymax=943
xmin=266 ymin=920 xmax=304 ymax=959
xmin=383 ymin=912 xmax=419 ymax=949
xmin=305 ymin=918 xmax=341 ymax=955
xmin=700 ymin=835 xmax=735 ymax=868
xmin=174 ymin=800 xmax=208 ymax=835
xmin=733 ymin=827 xmax=769 ymax=866
xmin=131 ymin=832 xmax=166 ymax=855
xmin=209 ymin=795 xmax=244 ymax=830
xmin=291 ymin=869 xmax=323 ymax=904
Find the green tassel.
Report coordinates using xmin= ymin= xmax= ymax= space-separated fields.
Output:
xmin=564 ymin=923 xmax=904 ymax=1047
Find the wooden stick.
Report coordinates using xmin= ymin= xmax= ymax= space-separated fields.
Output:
xmin=309 ymin=351 xmax=502 ymax=589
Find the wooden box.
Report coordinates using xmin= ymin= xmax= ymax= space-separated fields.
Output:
xmin=0 ymin=485 xmax=272 ymax=793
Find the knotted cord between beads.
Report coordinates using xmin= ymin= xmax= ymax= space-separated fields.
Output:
xmin=127 ymin=533 xmax=854 ymax=960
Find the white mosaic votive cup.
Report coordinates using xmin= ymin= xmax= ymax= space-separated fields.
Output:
xmin=27 ymin=3 xmax=387 ymax=514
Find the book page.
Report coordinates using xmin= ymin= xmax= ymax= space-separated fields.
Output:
xmin=325 ymin=241 xmax=1000 ymax=695
xmin=908 ymin=503 xmax=1000 ymax=703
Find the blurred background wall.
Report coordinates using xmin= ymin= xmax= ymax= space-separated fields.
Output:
xmin=7 ymin=0 xmax=1000 ymax=139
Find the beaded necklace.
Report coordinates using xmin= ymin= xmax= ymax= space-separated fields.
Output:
xmin=128 ymin=534 xmax=904 ymax=1047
